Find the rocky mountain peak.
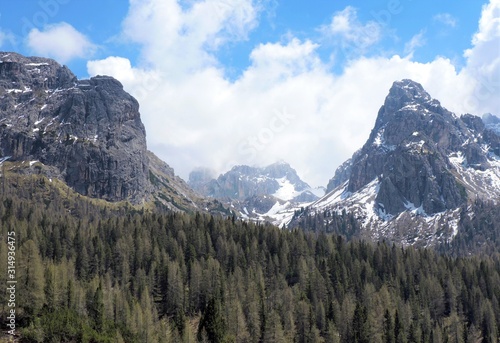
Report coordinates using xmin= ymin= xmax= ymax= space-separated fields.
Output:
xmin=373 ymin=79 xmax=445 ymax=131
xmin=189 ymin=162 xmax=313 ymax=201
xmin=483 ymin=113 xmax=500 ymax=135
xmin=348 ymin=79 xmax=463 ymax=197
xmin=309 ymin=79 xmax=500 ymax=246
xmin=189 ymin=162 xmax=323 ymax=225
xmin=262 ymin=161 xmax=309 ymax=191
xmin=483 ymin=112 xmax=500 ymax=125
xmin=0 ymin=52 xmax=150 ymax=203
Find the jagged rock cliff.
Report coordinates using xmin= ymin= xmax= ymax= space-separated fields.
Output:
xmin=0 ymin=52 xmax=149 ymax=203
xmin=303 ymin=79 xmax=500 ymax=246
xmin=0 ymin=52 xmax=226 ymax=213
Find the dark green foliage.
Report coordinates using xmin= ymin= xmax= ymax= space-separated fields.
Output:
xmin=351 ymin=302 xmax=369 ymax=343
xmin=383 ymin=310 xmax=394 ymax=343
xmin=0 ymin=180 xmax=499 ymax=342
xmin=198 ymin=298 xmax=226 ymax=343
xmin=290 ymin=208 xmax=361 ymax=239
xmin=87 ymin=283 xmax=105 ymax=332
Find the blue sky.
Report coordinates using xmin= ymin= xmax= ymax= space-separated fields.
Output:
xmin=0 ymin=0 xmax=485 ymax=77
xmin=0 ymin=0 xmax=499 ymax=186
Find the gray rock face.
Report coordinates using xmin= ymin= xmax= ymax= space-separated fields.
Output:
xmin=328 ymin=79 xmax=500 ymax=216
xmin=0 ymin=52 xmax=150 ymax=203
xmin=326 ymin=154 xmax=358 ymax=193
xmin=188 ymin=167 xmax=216 ymax=192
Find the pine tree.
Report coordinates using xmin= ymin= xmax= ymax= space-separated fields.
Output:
xmin=352 ymin=302 xmax=369 ymax=343
xmin=66 ymin=279 xmax=74 ymax=309
xmin=44 ymin=265 xmax=56 ymax=311
xmin=262 ymin=310 xmax=287 ymax=343
xmin=87 ymin=282 xmax=105 ymax=332
xmin=383 ymin=310 xmax=394 ymax=343
xmin=394 ymin=310 xmax=406 ymax=343
xmin=198 ymin=298 xmax=226 ymax=343
xmin=19 ymin=240 xmax=45 ymax=319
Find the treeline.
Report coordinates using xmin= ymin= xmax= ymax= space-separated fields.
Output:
xmin=290 ymin=208 xmax=361 ymax=239
xmin=291 ymin=200 xmax=500 ymax=256
xmin=0 ymin=178 xmax=500 ymax=342
xmin=439 ymin=200 xmax=500 ymax=256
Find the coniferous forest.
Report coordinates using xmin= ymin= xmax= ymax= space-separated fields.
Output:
xmin=0 ymin=177 xmax=500 ymax=342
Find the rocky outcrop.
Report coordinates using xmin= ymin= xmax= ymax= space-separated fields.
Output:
xmin=326 ymin=155 xmax=356 ymax=193
xmin=189 ymin=161 xmax=323 ymax=224
xmin=0 ymin=52 xmax=150 ymax=203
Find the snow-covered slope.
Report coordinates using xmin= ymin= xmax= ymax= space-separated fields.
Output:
xmin=189 ymin=162 xmax=325 ymax=226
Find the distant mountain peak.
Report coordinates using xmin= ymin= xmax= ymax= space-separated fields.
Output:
xmin=189 ymin=162 xmax=314 ymax=201
xmin=189 ymin=162 xmax=324 ymax=226
xmin=483 ymin=112 xmax=500 ymax=124
xmin=483 ymin=113 xmax=500 ymax=135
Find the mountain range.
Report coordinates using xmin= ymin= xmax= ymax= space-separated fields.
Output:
xmin=1 ymin=52 xmax=499 ymax=249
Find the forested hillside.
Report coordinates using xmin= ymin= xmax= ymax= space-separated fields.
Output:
xmin=1 ymin=176 xmax=500 ymax=342
xmin=292 ymin=199 xmax=500 ymax=256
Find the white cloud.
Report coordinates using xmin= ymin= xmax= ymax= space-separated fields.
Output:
xmin=404 ymin=31 xmax=426 ymax=55
xmin=121 ymin=0 xmax=260 ymax=79
xmin=27 ymin=22 xmax=96 ymax=64
xmin=245 ymin=38 xmax=321 ymax=83
xmin=433 ymin=13 xmax=458 ymax=28
xmin=320 ymin=6 xmax=382 ymax=55
xmin=0 ymin=31 xmax=7 ymax=47
xmin=463 ymin=0 xmax=500 ymax=115
xmin=87 ymin=1 xmax=500 ymax=187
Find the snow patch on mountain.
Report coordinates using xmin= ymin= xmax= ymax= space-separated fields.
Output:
xmin=273 ymin=177 xmax=301 ymax=201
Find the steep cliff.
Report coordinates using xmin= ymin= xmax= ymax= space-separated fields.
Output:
xmin=0 ymin=52 xmax=225 ymax=213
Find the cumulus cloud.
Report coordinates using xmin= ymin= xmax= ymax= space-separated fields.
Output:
xmin=320 ymin=6 xmax=382 ymax=56
xmin=463 ymin=0 xmax=500 ymax=115
xmin=121 ymin=0 xmax=260 ymax=79
xmin=27 ymin=22 xmax=96 ymax=64
xmin=88 ymin=0 xmax=499 ymax=187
